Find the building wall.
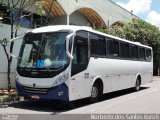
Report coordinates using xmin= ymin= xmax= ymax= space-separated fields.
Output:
xmin=58 ymin=0 xmax=139 ymax=27
xmin=70 ymin=11 xmax=90 ymax=26
xmin=0 ymin=23 xmax=28 ymax=89
xmin=54 ymin=16 xmax=67 ymax=25
xmin=52 ymin=11 xmax=90 ymax=26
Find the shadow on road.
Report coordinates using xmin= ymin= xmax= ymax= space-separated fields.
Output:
xmin=9 ymin=87 xmax=149 ymax=114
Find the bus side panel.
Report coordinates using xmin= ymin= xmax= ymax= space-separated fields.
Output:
xmin=68 ymin=71 xmax=92 ymax=101
xmin=87 ymin=58 xmax=137 ymax=93
xmin=68 ymin=56 xmax=152 ymax=101
xmin=140 ymin=62 xmax=153 ymax=85
xmin=68 ymin=57 xmax=153 ymax=101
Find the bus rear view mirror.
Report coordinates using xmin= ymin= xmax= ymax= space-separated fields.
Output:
xmin=66 ymin=33 xmax=75 ymax=60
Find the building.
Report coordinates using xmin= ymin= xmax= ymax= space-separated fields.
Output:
xmin=0 ymin=0 xmax=139 ymax=89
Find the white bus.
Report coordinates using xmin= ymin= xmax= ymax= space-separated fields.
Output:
xmin=15 ymin=25 xmax=153 ymax=102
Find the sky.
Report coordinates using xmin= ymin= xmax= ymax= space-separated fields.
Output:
xmin=112 ymin=0 xmax=160 ymax=28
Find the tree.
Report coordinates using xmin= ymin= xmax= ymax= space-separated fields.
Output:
xmin=98 ymin=19 xmax=160 ymax=75
xmin=0 ymin=0 xmax=45 ymax=92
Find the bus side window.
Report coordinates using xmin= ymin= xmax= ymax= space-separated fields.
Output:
xmin=90 ymin=34 xmax=99 ymax=56
xmin=125 ymin=43 xmax=130 ymax=59
xmin=108 ymin=40 xmax=120 ymax=58
xmin=146 ymin=49 xmax=152 ymax=62
xmin=90 ymin=33 xmax=106 ymax=57
xmin=134 ymin=46 xmax=139 ymax=59
xmin=131 ymin=45 xmax=138 ymax=60
xmin=99 ymin=37 xmax=106 ymax=57
xmin=139 ymin=47 xmax=145 ymax=61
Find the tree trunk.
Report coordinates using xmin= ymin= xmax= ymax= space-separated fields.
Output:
xmin=7 ymin=60 xmax=11 ymax=92
xmin=7 ymin=13 xmax=14 ymax=92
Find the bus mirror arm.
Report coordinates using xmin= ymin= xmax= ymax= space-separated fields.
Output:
xmin=66 ymin=32 xmax=75 ymax=60
xmin=10 ymin=53 xmax=18 ymax=59
xmin=9 ymin=35 xmax=24 ymax=59
xmin=10 ymin=35 xmax=24 ymax=42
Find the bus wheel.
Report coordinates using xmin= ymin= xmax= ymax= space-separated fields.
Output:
xmin=134 ymin=77 xmax=141 ymax=92
xmin=89 ymin=82 xmax=100 ymax=103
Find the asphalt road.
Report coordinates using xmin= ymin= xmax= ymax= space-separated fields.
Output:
xmin=0 ymin=77 xmax=160 ymax=120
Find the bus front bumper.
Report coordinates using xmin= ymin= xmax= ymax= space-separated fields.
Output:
xmin=16 ymin=82 xmax=69 ymax=101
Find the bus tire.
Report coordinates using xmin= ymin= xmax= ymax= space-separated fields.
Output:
xmin=89 ymin=82 xmax=101 ymax=103
xmin=134 ymin=77 xmax=141 ymax=92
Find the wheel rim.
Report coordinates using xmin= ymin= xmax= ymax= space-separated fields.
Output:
xmin=91 ymin=86 xmax=98 ymax=98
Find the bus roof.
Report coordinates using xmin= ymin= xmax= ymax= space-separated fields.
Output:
xmin=30 ymin=25 xmax=152 ymax=49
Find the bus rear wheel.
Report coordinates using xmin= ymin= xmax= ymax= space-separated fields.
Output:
xmin=89 ymin=82 xmax=101 ymax=103
xmin=134 ymin=77 xmax=141 ymax=92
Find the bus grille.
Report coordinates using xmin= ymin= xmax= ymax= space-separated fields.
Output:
xmin=23 ymin=86 xmax=49 ymax=94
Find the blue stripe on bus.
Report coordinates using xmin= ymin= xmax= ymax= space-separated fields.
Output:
xmin=16 ymin=82 xmax=69 ymax=101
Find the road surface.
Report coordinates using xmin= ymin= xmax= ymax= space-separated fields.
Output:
xmin=0 ymin=77 xmax=160 ymax=120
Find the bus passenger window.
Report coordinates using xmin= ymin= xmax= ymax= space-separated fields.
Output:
xmin=108 ymin=40 xmax=119 ymax=58
xmin=139 ymin=47 xmax=145 ymax=60
xmin=131 ymin=45 xmax=138 ymax=60
xmin=146 ymin=49 xmax=152 ymax=61
xmin=90 ymin=33 xmax=106 ymax=57
xmin=90 ymin=35 xmax=99 ymax=56
xmin=99 ymin=37 xmax=106 ymax=57
xmin=120 ymin=43 xmax=130 ymax=59
xmin=134 ymin=46 xmax=139 ymax=59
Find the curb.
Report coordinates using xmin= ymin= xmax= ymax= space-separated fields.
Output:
xmin=0 ymin=92 xmax=24 ymax=108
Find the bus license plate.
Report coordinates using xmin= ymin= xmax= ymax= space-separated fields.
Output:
xmin=31 ymin=95 xmax=40 ymax=99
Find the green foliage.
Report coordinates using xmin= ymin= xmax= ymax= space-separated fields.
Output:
xmin=15 ymin=24 xmax=22 ymax=30
xmin=35 ymin=0 xmax=46 ymax=16
xmin=99 ymin=19 xmax=160 ymax=46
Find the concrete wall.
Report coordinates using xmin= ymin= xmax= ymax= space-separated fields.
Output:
xmin=70 ymin=11 xmax=90 ymax=26
xmin=58 ymin=0 xmax=138 ymax=27
xmin=1 ymin=0 xmax=139 ymax=27
xmin=0 ymin=23 xmax=29 ymax=89
xmin=53 ymin=11 xmax=90 ymax=26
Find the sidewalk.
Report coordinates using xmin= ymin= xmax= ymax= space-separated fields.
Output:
xmin=152 ymin=76 xmax=160 ymax=80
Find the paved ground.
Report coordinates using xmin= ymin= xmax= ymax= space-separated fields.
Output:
xmin=0 ymin=77 xmax=160 ymax=116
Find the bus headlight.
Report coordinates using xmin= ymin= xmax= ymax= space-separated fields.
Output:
xmin=53 ymin=74 xmax=69 ymax=86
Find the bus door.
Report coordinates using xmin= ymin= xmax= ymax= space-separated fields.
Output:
xmin=71 ymin=31 xmax=90 ymax=98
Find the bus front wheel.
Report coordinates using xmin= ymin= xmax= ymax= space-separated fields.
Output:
xmin=89 ymin=82 xmax=100 ymax=103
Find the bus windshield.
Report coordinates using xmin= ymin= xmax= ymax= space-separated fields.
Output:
xmin=18 ymin=32 xmax=70 ymax=70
